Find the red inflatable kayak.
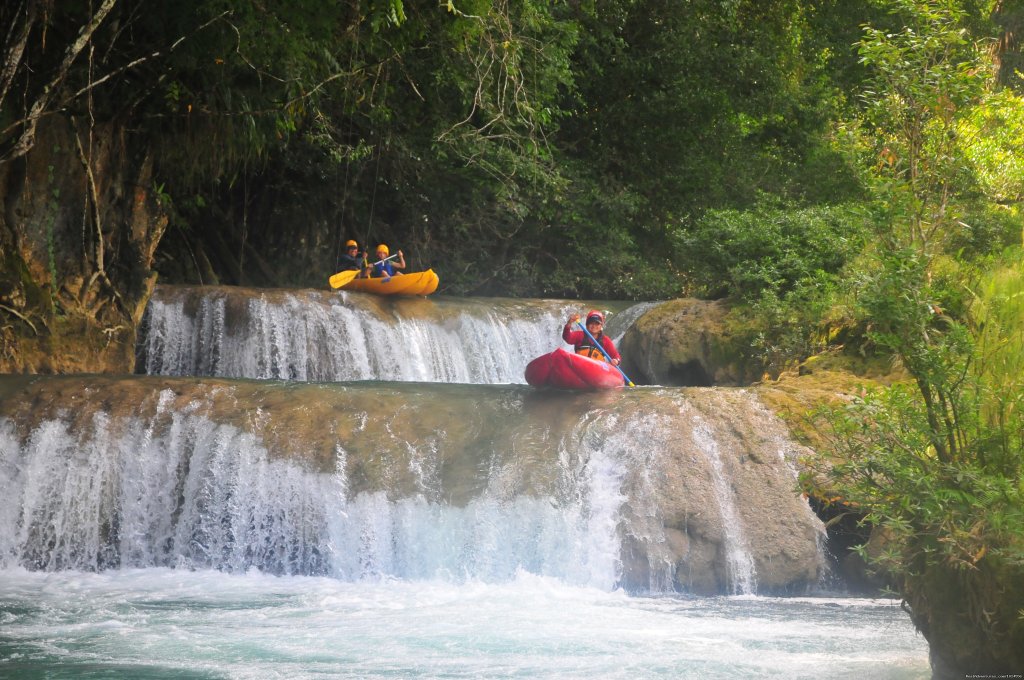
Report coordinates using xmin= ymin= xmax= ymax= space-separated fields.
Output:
xmin=524 ymin=348 xmax=626 ymax=390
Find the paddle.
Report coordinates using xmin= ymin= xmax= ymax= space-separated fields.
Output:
xmin=576 ymin=321 xmax=635 ymax=387
xmin=328 ymin=253 xmax=398 ymax=289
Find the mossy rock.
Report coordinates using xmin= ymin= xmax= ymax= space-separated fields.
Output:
xmin=619 ymin=298 xmax=757 ymax=386
xmin=754 ymin=349 xmax=909 ymax=452
xmin=906 ymin=555 xmax=1024 ymax=677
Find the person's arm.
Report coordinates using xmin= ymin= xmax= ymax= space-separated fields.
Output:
xmin=563 ymin=328 xmax=584 ymax=345
xmin=563 ymin=314 xmax=582 ymax=344
xmin=393 ymin=250 xmax=406 ymax=271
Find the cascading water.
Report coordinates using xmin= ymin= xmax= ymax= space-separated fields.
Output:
xmin=687 ymin=411 xmax=758 ymax=595
xmin=0 ymin=287 xmax=930 ymax=678
xmin=0 ymin=376 xmax=825 ymax=591
xmin=138 ymin=285 xmax=647 ymax=383
xmin=0 ymin=407 xmax=337 ymax=574
xmin=0 ymin=382 xmax=666 ymax=590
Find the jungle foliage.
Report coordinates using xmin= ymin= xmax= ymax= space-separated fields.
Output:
xmin=1 ymin=1 xmax=1020 ymax=302
xmin=800 ymin=0 xmax=1024 ymax=671
xmin=1 ymin=0 xmax=897 ymax=300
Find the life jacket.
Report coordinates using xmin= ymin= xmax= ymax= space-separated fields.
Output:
xmin=371 ymin=261 xmax=393 ymax=278
xmin=576 ymin=333 xmax=608 ymax=362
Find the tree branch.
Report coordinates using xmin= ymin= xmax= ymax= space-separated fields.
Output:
xmin=1 ymin=8 xmax=231 ymax=163
xmin=0 ymin=0 xmax=37 ymax=113
xmin=72 ymin=116 xmax=131 ymax=322
xmin=1 ymin=0 xmax=118 ymax=163
xmin=0 ymin=304 xmax=38 ymax=335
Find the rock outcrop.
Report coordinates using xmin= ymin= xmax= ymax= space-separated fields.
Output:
xmin=0 ymin=117 xmax=166 ymax=373
xmin=618 ymin=298 xmax=755 ymax=387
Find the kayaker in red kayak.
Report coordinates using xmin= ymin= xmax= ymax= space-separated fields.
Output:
xmin=563 ymin=310 xmax=621 ymax=365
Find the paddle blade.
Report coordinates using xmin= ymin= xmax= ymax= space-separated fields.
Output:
xmin=329 ymin=269 xmax=360 ymax=289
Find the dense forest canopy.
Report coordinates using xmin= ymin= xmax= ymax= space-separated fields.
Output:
xmin=12 ymin=0 xmax=1019 ymax=301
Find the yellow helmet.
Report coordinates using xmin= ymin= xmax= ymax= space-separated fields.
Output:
xmin=376 ymin=244 xmax=389 ymax=256
xmin=345 ymin=239 xmax=358 ymax=248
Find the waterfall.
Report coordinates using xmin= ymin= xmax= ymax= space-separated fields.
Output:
xmin=688 ymin=413 xmax=758 ymax=594
xmin=0 ymin=286 xmax=930 ymax=675
xmin=0 ymin=385 xmax=665 ymax=589
xmin=3 ymin=285 xmax=830 ymax=596
xmin=138 ymin=286 xmax=645 ymax=384
xmin=0 ymin=408 xmax=337 ymax=574
xmin=0 ymin=376 xmax=826 ymax=595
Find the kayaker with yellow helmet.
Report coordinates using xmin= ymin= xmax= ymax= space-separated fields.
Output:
xmin=563 ymin=310 xmax=621 ymax=365
xmin=338 ymin=239 xmax=363 ymax=272
xmin=368 ymin=243 xmax=406 ymax=278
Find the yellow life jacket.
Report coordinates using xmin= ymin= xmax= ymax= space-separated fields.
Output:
xmin=576 ymin=346 xmax=608 ymax=362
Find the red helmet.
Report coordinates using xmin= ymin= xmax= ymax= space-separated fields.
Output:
xmin=585 ymin=310 xmax=604 ymax=324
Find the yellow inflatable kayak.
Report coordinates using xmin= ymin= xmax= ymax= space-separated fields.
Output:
xmin=340 ymin=269 xmax=439 ymax=296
